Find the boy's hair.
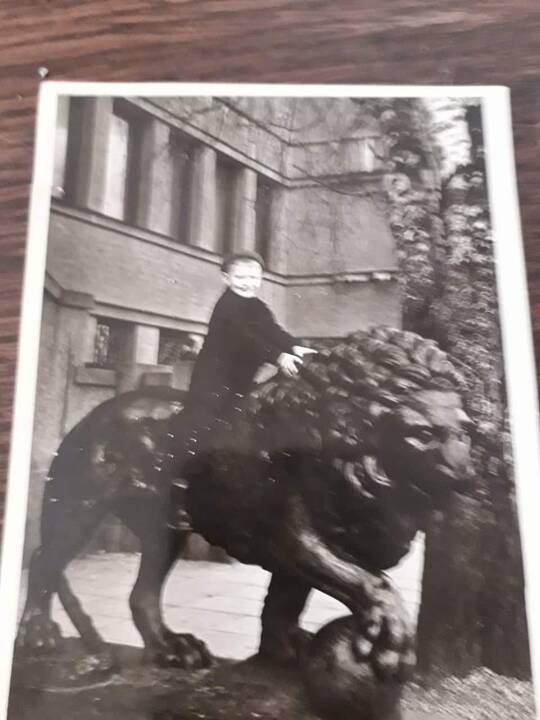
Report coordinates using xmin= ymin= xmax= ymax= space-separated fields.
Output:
xmin=221 ymin=251 xmax=265 ymax=273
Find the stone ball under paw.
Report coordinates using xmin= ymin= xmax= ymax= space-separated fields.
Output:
xmin=302 ymin=616 xmax=403 ymax=720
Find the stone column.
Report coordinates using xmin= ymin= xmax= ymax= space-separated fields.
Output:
xmin=231 ymin=167 xmax=257 ymax=252
xmin=137 ymin=120 xmax=174 ymax=235
xmin=52 ymin=96 xmax=70 ymax=199
xmin=78 ymin=313 xmax=98 ymax=365
xmin=60 ymin=291 xmax=98 ymax=364
xmin=74 ymin=98 xmax=113 ymax=213
xmin=55 ymin=294 xmax=98 ymax=433
xmin=123 ymin=325 xmax=160 ymax=365
xmin=189 ymin=145 xmax=217 ymax=251
xmin=117 ymin=324 xmax=160 ymax=392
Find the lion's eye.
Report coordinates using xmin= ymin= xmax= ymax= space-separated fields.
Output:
xmin=415 ymin=428 xmax=434 ymax=444
xmin=404 ymin=428 xmax=434 ymax=449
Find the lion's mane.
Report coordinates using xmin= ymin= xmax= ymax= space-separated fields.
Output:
xmin=249 ymin=326 xmax=464 ymax=459
xmin=186 ymin=327 xmax=466 ymax=565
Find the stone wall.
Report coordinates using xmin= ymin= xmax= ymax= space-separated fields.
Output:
xmin=25 ymin=294 xmax=116 ymax=556
xmin=283 ymin=186 xmax=396 ymax=276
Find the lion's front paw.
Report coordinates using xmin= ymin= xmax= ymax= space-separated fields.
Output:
xmin=144 ymin=632 xmax=212 ymax=669
xmin=16 ymin=611 xmax=63 ymax=654
xmin=357 ymin=578 xmax=415 ymax=681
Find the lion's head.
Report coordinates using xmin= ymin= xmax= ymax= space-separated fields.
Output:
xmin=251 ymin=326 xmax=474 ymax=509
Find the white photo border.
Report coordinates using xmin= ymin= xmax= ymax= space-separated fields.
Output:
xmin=0 ymin=82 xmax=538 ymax=719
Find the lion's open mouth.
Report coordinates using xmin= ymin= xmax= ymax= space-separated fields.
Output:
xmin=362 ymin=455 xmax=392 ymax=488
xmin=434 ymin=463 xmax=457 ymax=479
xmin=435 ymin=460 xmax=475 ymax=488
xmin=334 ymin=453 xmax=472 ymax=506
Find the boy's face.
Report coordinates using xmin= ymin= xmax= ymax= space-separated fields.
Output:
xmin=223 ymin=260 xmax=263 ymax=298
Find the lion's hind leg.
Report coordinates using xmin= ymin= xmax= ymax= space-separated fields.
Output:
xmin=16 ymin=497 xmax=108 ymax=657
xmin=57 ymin=573 xmax=106 ymax=653
xmin=122 ymin=513 xmax=211 ymax=669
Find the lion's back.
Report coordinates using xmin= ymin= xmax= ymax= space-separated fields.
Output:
xmin=46 ymin=386 xmax=186 ymax=502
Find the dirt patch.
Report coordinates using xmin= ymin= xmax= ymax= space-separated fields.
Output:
xmin=8 ymin=642 xmax=537 ymax=720
xmin=402 ymin=669 xmax=536 ymax=720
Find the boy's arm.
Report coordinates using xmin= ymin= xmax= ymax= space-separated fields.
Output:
xmin=258 ymin=303 xmax=297 ymax=360
xmin=256 ymin=302 xmax=315 ymax=368
xmin=254 ymin=308 xmax=317 ymax=375
xmin=292 ymin=345 xmax=318 ymax=358
xmin=222 ymin=300 xmax=296 ymax=364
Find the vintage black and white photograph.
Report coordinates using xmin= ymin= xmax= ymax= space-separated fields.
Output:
xmin=0 ymin=85 xmax=538 ymax=720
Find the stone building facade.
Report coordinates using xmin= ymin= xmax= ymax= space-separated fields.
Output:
xmin=26 ymin=95 xmax=402 ymax=554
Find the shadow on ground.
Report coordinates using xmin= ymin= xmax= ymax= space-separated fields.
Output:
xmin=8 ymin=640 xmax=536 ymax=720
xmin=9 ymin=639 xmax=320 ymax=720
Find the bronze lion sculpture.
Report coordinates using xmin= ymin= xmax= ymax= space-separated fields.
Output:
xmin=17 ymin=326 xmax=473 ymax=690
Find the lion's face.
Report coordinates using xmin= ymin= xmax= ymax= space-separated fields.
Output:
xmin=374 ymin=389 xmax=474 ymax=505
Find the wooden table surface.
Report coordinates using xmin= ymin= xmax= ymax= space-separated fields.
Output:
xmin=1 ymin=0 xmax=539 ymax=524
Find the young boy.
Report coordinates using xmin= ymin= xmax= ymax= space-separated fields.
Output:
xmin=179 ymin=250 xmax=315 ymax=458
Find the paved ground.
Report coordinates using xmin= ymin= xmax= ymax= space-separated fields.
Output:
xmin=14 ymin=539 xmax=535 ymax=720
xmin=18 ymin=536 xmax=424 ymax=660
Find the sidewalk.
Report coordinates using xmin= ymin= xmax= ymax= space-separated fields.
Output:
xmin=18 ymin=536 xmax=424 ymax=660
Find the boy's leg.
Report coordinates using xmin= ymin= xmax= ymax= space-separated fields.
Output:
xmin=165 ymin=395 xmax=224 ymax=471
xmin=159 ymin=393 xmax=229 ymax=530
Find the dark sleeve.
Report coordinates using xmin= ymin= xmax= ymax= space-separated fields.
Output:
xmin=224 ymin=299 xmax=296 ymax=364
xmin=255 ymin=301 xmax=296 ymax=361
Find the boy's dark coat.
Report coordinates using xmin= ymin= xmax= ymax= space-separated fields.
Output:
xmin=184 ymin=288 xmax=296 ymax=430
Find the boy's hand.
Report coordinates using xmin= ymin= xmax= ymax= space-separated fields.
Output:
xmin=277 ymin=352 xmax=303 ymax=377
xmin=292 ymin=345 xmax=318 ymax=359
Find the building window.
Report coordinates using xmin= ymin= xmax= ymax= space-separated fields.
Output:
xmin=102 ymin=100 xmax=146 ymax=224
xmin=158 ymin=329 xmax=201 ymax=365
xmin=92 ymin=317 xmax=129 ymax=368
xmin=215 ymin=155 xmax=237 ymax=255
xmin=255 ymin=176 xmax=274 ymax=264
xmin=169 ymin=135 xmax=193 ymax=244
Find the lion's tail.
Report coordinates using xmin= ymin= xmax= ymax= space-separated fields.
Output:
xmin=56 ymin=573 xmax=106 ymax=653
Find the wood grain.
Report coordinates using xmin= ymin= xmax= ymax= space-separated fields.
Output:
xmin=1 ymin=0 xmax=539 ymax=528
